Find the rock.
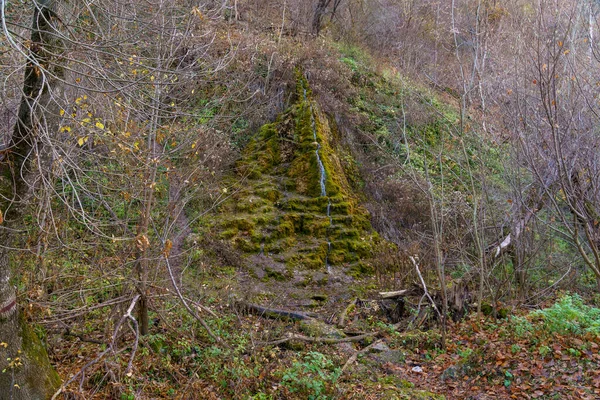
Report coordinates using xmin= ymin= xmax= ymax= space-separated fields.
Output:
xmin=369 ymin=342 xmax=391 ymax=353
xmin=299 ymin=319 xmax=344 ymax=339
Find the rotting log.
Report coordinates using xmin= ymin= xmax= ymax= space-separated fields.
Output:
xmin=234 ymin=300 xmax=317 ymax=321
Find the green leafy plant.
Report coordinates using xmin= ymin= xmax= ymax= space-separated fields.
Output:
xmin=511 ymin=316 xmax=534 ymax=338
xmin=538 ymin=345 xmax=551 ymax=358
xmin=510 ymin=344 xmax=521 ymax=354
xmin=532 ymin=294 xmax=600 ymax=335
xmin=504 ymin=370 xmax=513 ymax=387
xmin=281 ymin=352 xmax=341 ymax=400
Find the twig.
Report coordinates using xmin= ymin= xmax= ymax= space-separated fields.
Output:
xmin=51 ymin=294 xmax=141 ymax=400
xmin=341 ymin=339 xmax=384 ymax=374
xmin=410 ymin=256 xmax=442 ymax=319
xmin=57 ymin=326 xmax=106 ymax=345
xmin=122 ymin=297 xmax=139 ymax=375
xmin=163 ymin=253 xmax=226 ymax=347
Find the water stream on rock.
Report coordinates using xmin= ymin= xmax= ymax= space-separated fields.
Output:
xmin=304 ymin=88 xmax=332 ymax=274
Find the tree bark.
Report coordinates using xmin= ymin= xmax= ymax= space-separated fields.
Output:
xmin=312 ymin=0 xmax=330 ymax=36
xmin=0 ymin=0 xmax=62 ymax=396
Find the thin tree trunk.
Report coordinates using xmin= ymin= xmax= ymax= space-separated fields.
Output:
xmin=312 ymin=0 xmax=329 ymax=36
xmin=0 ymin=1 xmax=62 ymax=396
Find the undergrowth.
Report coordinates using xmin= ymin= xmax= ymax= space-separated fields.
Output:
xmin=518 ymin=294 xmax=600 ymax=337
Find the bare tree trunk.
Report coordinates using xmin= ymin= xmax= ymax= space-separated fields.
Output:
xmin=312 ymin=0 xmax=329 ymax=36
xmin=0 ymin=0 xmax=62 ymax=396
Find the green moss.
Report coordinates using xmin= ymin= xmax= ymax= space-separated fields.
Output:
xmin=212 ymin=76 xmax=386 ymax=272
xmin=219 ymin=228 xmax=238 ymax=239
xmin=327 ymin=249 xmax=351 ymax=265
xmin=256 ymin=188 xmax=281 ymax=202
xmin=233 ymin=237 xmax=260 ymax=253
xmin=298 ymin=319 xmax=343 ymax=338
xmin=275 ymin=219 xmax=295 ymax=238
xmin=264 ymin=267 xmax=287 ymax=281
xmin=20 ymin=319 xmax=61 ymax=397
xmin=347 ymin=261 xmax=375 ymax=277
xmin=333 ymin=229 xmax=360 ymax=240
xmin=235 ymin=196 xmax=268 ymax=213
xmin=223 ymin=217 xmax=255 ymax=232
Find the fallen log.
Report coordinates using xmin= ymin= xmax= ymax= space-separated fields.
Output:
xmin=260 ymin=331 xmax=381 ymax=347
xmin=235 ymin=300 xmax=317 ymax=321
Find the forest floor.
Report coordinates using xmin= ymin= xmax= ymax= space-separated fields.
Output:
xmin=46 ymin=253 xmax=600 ymax=399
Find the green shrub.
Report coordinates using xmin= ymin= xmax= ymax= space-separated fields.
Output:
xmin=532 ymin=294 xmax=600 ymax=335
xmin=281 ymin=351 xmax=341 ymax=400
xmin=511 ymin=316 xmax=534 ymax=338
xmin=538 ymin=345 xmax=551 ymax=358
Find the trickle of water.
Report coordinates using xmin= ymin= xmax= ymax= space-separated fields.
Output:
xmin=304 ymin=86 xmax=333 ymax=273
xmin=305 ymin=88 xmax=327 ymax=197
xmin=310 ymin=110 xmax=327 ymax=197
xmin=315 ymin=150 xmax=327 ymax=197
xmin=326 ymin=241 xmax=332 ymax=274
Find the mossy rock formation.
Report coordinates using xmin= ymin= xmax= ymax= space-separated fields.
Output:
xmin=221 ymin=76 xmax=378 ymax=274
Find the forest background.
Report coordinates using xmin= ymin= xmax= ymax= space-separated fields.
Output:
xmin=2 ymin=0 xmax=600 ymax=398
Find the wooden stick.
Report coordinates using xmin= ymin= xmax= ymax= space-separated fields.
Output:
xmin=338 ymin=298 xmax=356 ymax=328
xmin=410 ymin=256 xmax=442 ymax=319
xmin=379 ymin=290 xmax=408 ymax=299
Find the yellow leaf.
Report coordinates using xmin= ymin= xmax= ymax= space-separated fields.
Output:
xmin=95 ymin=121 xmax=105 ymax=129
xmin=77 ymin=137 xmax=88 ymax=146
xmin=60 ymin=126 xmax=71 ymax=133
xmin=163 ymin=239 xmax=173 ymax=257
xmin=59 ymin=109 xmax=65 ymax=116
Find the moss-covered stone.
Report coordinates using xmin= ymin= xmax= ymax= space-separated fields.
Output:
xmin=264 ymin=267 xmax=287 ymax=281
xmin=347 ymin=261 xmax=375 ymax=277
xmin=214 ymin=76 xmax=385 ymax=272
xmin=299 ymin=319 xmax=344 ymax=338
xmin=233 ymin=237 xmax=260 ymax=253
